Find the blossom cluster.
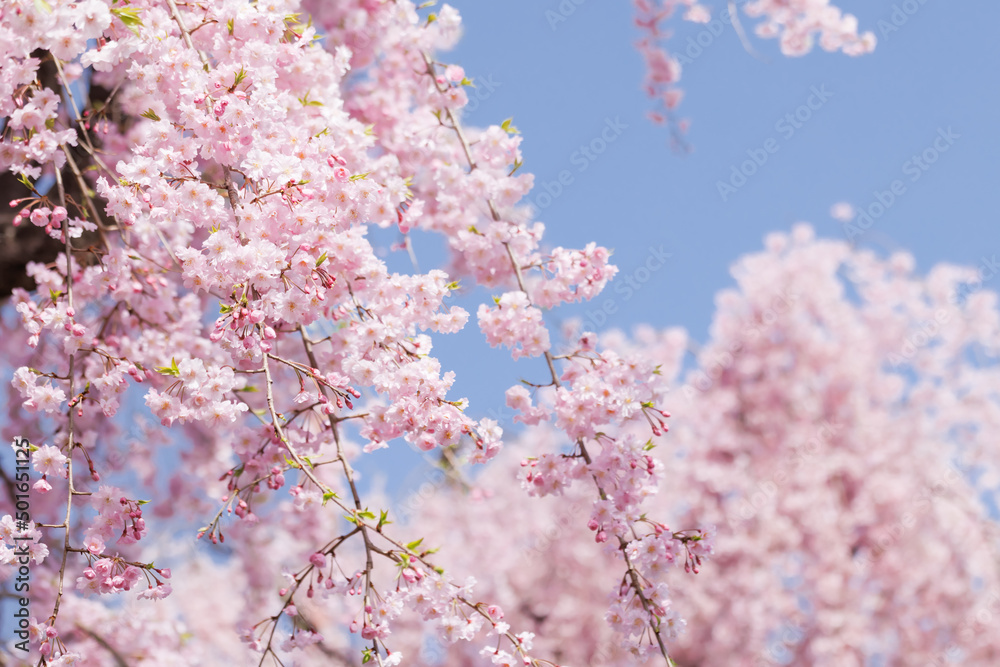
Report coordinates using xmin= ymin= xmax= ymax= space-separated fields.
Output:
xmin=632 ymin=0 xmax=875 ymax=134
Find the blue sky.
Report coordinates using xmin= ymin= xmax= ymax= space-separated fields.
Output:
xmin=364 ymin=0 xmax=1000 ymax=494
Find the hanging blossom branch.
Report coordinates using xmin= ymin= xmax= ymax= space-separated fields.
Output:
xmin=416 ymin=49 xmax=712 ymax=664
xmin=3 ymin=54 xmax=170 ymax=666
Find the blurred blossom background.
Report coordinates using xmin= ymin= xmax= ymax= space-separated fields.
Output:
xmin=2 ymin=0 xmax=999 ymax=664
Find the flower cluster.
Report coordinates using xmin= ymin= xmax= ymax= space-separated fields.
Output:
xmin=632 ymin=0 xmax=875 ymax=135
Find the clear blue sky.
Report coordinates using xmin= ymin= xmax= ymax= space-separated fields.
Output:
xmin=364 ymin=0 xmax=1000 ymax=494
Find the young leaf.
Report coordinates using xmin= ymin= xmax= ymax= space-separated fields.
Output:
xmin=500 ymin=117 xmax=520 ymax=135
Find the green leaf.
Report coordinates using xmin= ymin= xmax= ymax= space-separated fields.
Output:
xmin=315 ymin=252 xmax=328 ymax=267
xmin=233 ymin=67 xmax=248 ymax=88
xmin=111 ymin=7 xmax=143 ymax=35
xmin=111 ymin=7 xmax=142 ymax=25
xmin=322 ymin=490 xmax=337 ymax=506
xmin=446 ymin=281 xmax=460 ymax=291
xmin=297 ymin=91 xmax=323 ymax=107
xmin=155 ymin=358 xmax=180 ymax=377
xmin=34 ymin=0 xmax=52 ymax=14
xmin=141 ymin=109 xmax=161 ymax=122
xmin=500 ymin=117 xmax=520 ymax=135
xmin=348 ymin=172 xmax=370 ymax=182
xmin=406 ymin=538 xmax=423 ymax=551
